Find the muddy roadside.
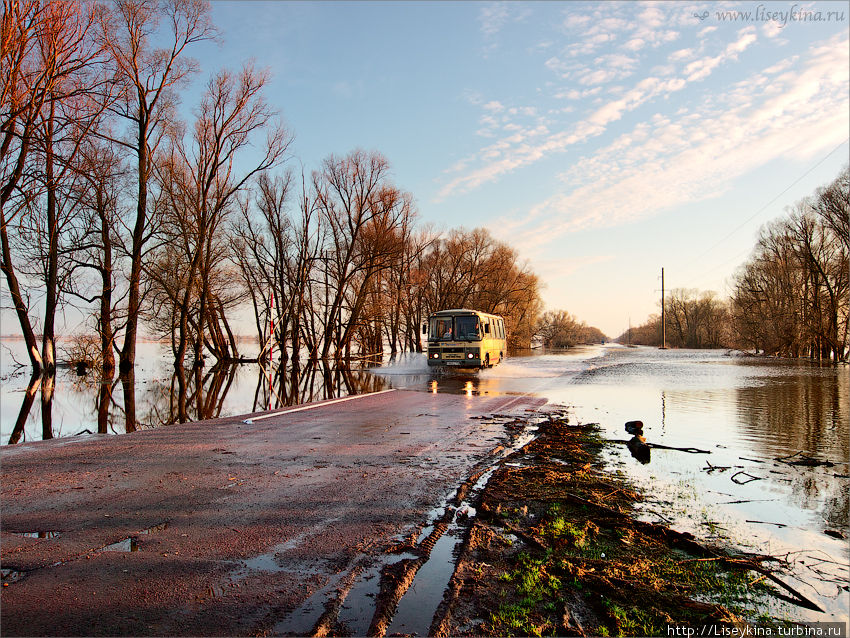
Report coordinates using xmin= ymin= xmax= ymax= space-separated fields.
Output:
xmin=427 ymin=410 xmax=814 ymax=637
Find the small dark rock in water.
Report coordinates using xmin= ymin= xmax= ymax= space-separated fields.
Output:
xmin=627 ymin=435 xmax=651 ymax=464
xmin=824 ymin=529 xmax=846 ymax=540
xmin=625 ymin=420 xmax=643 ymax=435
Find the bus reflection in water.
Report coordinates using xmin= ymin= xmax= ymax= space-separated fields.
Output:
xmin=424 ymin=309 xmax=507 ymax=369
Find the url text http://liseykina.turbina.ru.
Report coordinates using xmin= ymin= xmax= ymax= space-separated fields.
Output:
xmin=665 ymin=623 xmax=848 ymax=638
xmin=693 ymin=4 xmax=846 ymax=25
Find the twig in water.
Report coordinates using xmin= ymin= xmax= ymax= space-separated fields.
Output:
xmin=775 ymin=450 xmax=842 ymax=468
xmin=746 ymin=519 xmax=787 ymax=528
xmin=703 ymin=460 xmax=732 ymax=473
xmin=681 ymin=556 xmax=825 ymax=612
xmin=607 ymin=439 xmax=711 ymax=454
xmin=739 ymin=456 xmax=766 ymax=464
xmin=731 ymin=471 xmax=763 ymax=484
xmin=724 ymin=558 xmax=825 ymax=613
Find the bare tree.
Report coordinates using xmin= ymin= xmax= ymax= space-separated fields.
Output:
xmin=97 ymin=0 xmax=215 ymax=373
xmin=63 ymin=138 xmax=127 ymax=373
xmin=148 ymin=63 xmax=289 ymax=419
xmin=231 ymin=168 xmax=323 ymax=366
xmin=732 ymin=169 xmax=848 ymax=361
xmin=312 ymin=150 xmax=413 ymax=361
xmin=1 ymin=0 xmax=103 ymax=373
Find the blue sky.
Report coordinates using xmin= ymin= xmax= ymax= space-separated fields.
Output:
xmin=193 ymin=0 xmax=848 ymax=337
xmin=4 ymin=1 xmax=847 ymax=340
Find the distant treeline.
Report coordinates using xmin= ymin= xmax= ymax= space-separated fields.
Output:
xmin=2 ymin=0 xmax=544 ymax=390
xmin=535 ymin=310 xmax=607 ymax=348
xmin=618 ymin=167 xmax=849 ymax=362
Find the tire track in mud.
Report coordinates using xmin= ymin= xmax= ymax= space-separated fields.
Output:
xmin=292 ymin=411 xmax=546 ymax=637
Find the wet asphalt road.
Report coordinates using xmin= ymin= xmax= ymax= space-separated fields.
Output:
xmin=0 ymin=388 xmax=544 ymax=636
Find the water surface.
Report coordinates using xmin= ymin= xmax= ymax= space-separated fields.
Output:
xmin=2 ymin=340 xmax=847 ymax=622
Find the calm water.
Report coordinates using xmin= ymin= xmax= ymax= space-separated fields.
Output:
xmin=372 ymin=346 xmax=849 ymax=623
xmin=0 ymin=340 xmax=383 ymax=442
xmin=2 ymin=340 xmax=848 ymax=622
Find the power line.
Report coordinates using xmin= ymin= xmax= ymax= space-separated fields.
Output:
xmin=687 ymin=138 xmax=849 ymax=272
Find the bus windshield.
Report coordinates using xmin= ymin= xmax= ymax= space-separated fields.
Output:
xmin=429 ymin=315 xmax=481 ymax=341
xmin=455 ymin=316 xmax=480 ymax=340
xmin=429 ymin=317 xmax=454 ymax=341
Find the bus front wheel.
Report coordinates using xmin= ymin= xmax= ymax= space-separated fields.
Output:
xmin=483 ymin=354 xmax=490 ymax=368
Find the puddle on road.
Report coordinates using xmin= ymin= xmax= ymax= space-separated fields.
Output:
xmin=387 ymin=466 xmax=498 ymax=636
xmin=100 ymin=537 xmax=139 ymax=552
xmin=11 ymin=531 xmax=61 ymax=539
xmin=98 ymin=522 xmax=169 ymax=553
xmin=273 ymin=568 xmax=351 ymax=636
xmin=1 ymin=568 xmax=26 ymax=584
xmin=335 ymin=552 xmax=421 ymax=636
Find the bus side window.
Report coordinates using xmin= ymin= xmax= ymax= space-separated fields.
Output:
xmin=484 ymin=322 xmax=490 ymax=334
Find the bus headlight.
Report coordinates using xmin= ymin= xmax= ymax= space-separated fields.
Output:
xmin=467 ymin=352 xmax=474 ymax=359
xmin=432 ymin=352 xmax=440 ymax=359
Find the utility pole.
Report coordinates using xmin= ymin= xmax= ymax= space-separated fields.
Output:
xmin=661 ymin=267 xmax=667 ymax=349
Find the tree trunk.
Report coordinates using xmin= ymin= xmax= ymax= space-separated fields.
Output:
xmin=0 ymin=208 xmax=42 ymax=373
xmin=41 ymin=373 xmax=55 ymax=440
xmin=120 ymin=368 xmax=137 ymax=432
xmin=42 ymin=103 xmax=58 ymax=374
xmin=97 ymin=372 xmax=114 ymax=434
xmin=120 ymin=118 xmax=149 ymax=373
xmin=99 ymin=201 xmax=115 ymax=372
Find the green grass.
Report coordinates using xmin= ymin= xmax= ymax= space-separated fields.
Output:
xmin=478 ymin=419 xmax=792 ymax=636
xmin=489 ymin=553 xmax=562 ymax=636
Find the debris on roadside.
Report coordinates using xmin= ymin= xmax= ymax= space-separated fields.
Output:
xmin=432 ymin=415 xmax=797 ymax=637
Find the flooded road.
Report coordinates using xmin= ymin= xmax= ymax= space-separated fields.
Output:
xmin=2 ymin=341 xmax=848 ymax=627
xmin=371 ymin=346 xmax=849 ymax=625
xmin=0 ymin=389 xmax=545 ymax=635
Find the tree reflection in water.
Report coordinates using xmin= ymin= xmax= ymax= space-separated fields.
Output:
xmin=7 ymin=374 xmax=41 ymax=445
xmin=733 ymin=367 xmax=849 ymax=531
xmin=7 ymin=360 xmax=387 ymax=444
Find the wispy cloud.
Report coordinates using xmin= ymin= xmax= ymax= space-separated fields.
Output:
xmin=479 ymin=2 xmax=511 ymax=37
xmin=497 ymin=33 xmax=849 ymax=251
xmin=478 ymin=1 xmax=531 ymax=55
xmin=439 ymin=6 xmax=767 ymax=201
xmin=532 ymin=255 xmax=615 ymax=282
xmin=436 ymin=0 xmax=844 ymax=207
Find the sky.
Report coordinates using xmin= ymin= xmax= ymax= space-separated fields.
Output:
xmin=2 ymin=0 xmax=848 ymax=340
xmin=196 ymin=0 xmax=848 ymax=338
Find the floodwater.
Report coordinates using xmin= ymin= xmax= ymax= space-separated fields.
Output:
xmin=1 ymin=340 xmax=848 ymax=623
xmin=374 ymin=346 xmax=849 ymax=624
xmin=0 ymin=340 xmax=383 ymax=443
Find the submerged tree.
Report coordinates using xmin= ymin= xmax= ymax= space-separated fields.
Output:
xmin=537 ymin=310 xmax=606 ymax=348
xmin=97 ymin=0 xmax=215 ymax=373
xmin=732 ymin=167 xmax=849 ymax=361
xmin=1 ymin=0 xmax=106 ymax=374
xmin=312 ymin=150 xmax=415 ymax=361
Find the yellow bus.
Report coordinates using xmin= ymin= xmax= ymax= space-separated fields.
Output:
xmin=425 ymin=309 xmax=507 ymax=368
